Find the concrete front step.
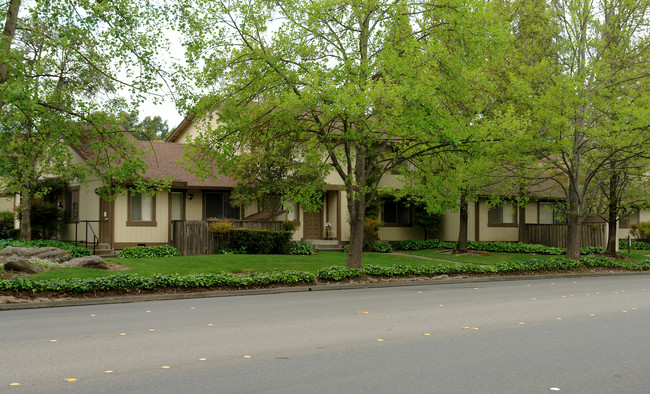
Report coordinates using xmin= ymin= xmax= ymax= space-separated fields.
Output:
xmin=96 ymin=243 xmax=111 ymax=250
xmin=304 ymin=239 xmax=345 ymax=252
xmin=315 ymin=247 xmax=345 ymax=252
xmin=304 ymin=239 xmax=340 ymax=245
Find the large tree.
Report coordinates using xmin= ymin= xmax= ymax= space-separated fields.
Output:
xmin=486 ymin=0 xmax=650 ymax=260
xmin=0 ymin=0 xmax=174 ymax=239
xmin=181 ymin=0 xmax=504 ymax=268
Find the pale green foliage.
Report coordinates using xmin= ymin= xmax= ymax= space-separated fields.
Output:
xmin=484 ymin=0 xmax=650 ymax=259
xmin=180 ymin=0 xmax=507 ymax=268
xmin=0 ymin=0 xmax=175 ymax=238
xmin=229 ymin=143 xmax=327 ymax=218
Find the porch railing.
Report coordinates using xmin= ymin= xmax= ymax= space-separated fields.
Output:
xmin=74 ymin=220 xmax=100 ymax=255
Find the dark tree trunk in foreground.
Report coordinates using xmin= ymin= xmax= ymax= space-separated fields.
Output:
xmin=347 ymin=204 xmax=365 ymax=269
xmin=518 ymin=204 xmax=527 ymax=243
xmin=455 ymin=191 xmax=468 ymax=254
xmin=345 ymin=147 xmax=368 ymax=269
xmin=605 ymin=170 xmax=621 ymax=257
xmin=566 ymin=182 xmax=582 ymax=261
xmin=19 ymin=182 xmax=31 ymax=241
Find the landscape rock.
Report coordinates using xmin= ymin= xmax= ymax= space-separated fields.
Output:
xmin=61 ymin=256 xmax=109 ymax=270
xmin=3 ymin=257 xmax=44 ymax=274
xmin=0 ymin=247 xmax=72 ymax=263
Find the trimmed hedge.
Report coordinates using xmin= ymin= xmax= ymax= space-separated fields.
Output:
xmin=228 ymin=229 xmax=292 ymax=254
xmin=119 ymin=245 xmax=181 ymax=258
xmin=2 ymin=257 xmax=650 ymax=294
xmin=392 ymin=239 xmax=605 ymax=255
xmin=0 ymin=239 xmax=91 ymax=258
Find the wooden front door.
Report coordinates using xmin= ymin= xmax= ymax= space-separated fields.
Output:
xmin=303 ymin=209 xmax=322 ymax=239
xmin=99 ymin=198 xmax=114 ymax=246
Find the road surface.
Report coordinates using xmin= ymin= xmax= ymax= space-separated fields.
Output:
xmin=2 ymin=275 xmax=650 ymax=393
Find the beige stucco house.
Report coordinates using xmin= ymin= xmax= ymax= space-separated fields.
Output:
xmin=50 ymin=116 xmax=424 ymax=252
xmin=435 ymin=198 xmax=646 ymax=248
xmin=26 ymin=114 xmax=645 ymax=252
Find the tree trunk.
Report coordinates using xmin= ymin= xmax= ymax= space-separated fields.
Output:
xmin=518 ymin=204 xmax=527 ymax=243
xmin=605 ymin=169 xmax=621 ymax=257
xmin=605 ymin=207 xmax=619 ymax=257
xmin=346 ymin=202 xmax=365 ymax=269
xmin=19 ymin=184 xmax=31 ymax=241
xmin=566 ymin=182 xmax=581 ymax=261
xmin=455 ymin=191 xmax=468 ymax=253
xmin=346 ymin=144 xmax=368 ymax=269
xmin=0 ymin=0 xmax=21 ymax=86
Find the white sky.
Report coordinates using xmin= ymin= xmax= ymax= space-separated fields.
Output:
xmin=139 ymin=96 xmax=185 ymax=130
xmin=134 ymin=27 xmax=187 ymax=130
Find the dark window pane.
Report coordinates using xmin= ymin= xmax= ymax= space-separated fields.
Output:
xmin=205 ymin=192 xmax=224 ymax=219
xmin=382 ymin=198 xmax=410 ymax=225
xmin=205 ymin=191 xmax=240 ymax=219
xmin=489 ymin=206 xmax=502 ymax=224
xmin=383 ymin=200 xmax=397 ymax=223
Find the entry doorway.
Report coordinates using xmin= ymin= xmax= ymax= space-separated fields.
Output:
xmin=303 ymin=209 xmax=322 ymax=239
xmin=99 ymin=198 xmax=114 ymax=246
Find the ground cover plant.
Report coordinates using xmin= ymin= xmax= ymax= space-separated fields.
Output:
xmin=118 ymin=245 xmax=181 ymax=258
xmin=392 ymin=239 xmax=605 ymax=255
xmin=2 ymin=255 xmax=650 ymax=295
xmin=289 ymin=241 xmax=314 ymax=255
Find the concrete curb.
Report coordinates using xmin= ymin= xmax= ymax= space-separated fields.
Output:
xmin=2 ymin=270 xmax=649 ymax=311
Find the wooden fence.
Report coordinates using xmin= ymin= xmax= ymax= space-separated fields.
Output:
xmin=524 ymin=223 xmax=606 ymax=248
xmin=171 ymin=220 xmax=284 ymax=256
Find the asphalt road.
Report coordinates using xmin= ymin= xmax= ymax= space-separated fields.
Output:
xmin=2 ymin=275 xmax=650 ymax=393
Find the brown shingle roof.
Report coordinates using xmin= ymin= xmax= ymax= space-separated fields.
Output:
xmin=73 ymin=131 xmax=235 ymax=189
xmin=136 ymin=140 xmax=236 ymax=188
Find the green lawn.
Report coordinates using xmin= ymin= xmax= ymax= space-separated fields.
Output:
xmin=397 ymin=249 xmax=559 ymax=265
xmin=23 ymin=252 xmax=440 ymax=281
xmin=12 ymin=248 xmax=650 ymax=281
